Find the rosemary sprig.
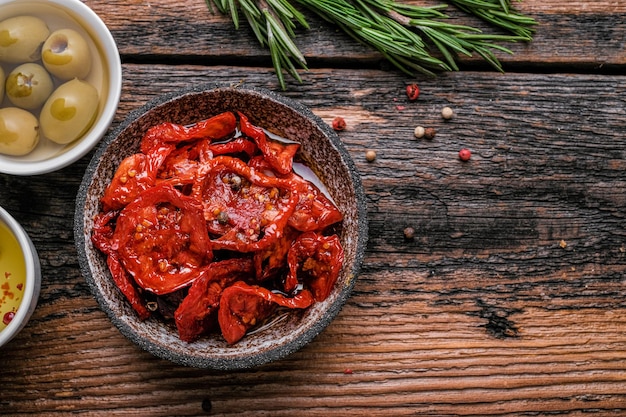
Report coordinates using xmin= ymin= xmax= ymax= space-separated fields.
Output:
xmin=448 ymin=0 xmax=537 ymax=40
xmin=205 ymin=0 xmax=537 ymax=89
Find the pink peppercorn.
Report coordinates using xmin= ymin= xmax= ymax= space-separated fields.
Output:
xmin=458 ymin=148 xmax=471 ymax=161
xmin=3 ymin=311 xmax=15 ymax=326
xmin=406 ymin=84 xmax=420 ymax=101
xmin=332 ymin=116 xmax=346 ymax=131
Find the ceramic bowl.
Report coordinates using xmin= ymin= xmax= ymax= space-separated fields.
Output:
xmin=0 ymin=0 xmax=122 ymax=175
xmin=75 ymin=84 xmax=368 ymax=370
xmin=0 ymin=206 xmax=41 ymax=347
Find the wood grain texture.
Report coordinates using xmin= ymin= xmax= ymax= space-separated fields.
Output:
xmin=1 ymin=0 xmax=625 ymax=415
xmin=89 ymin=0 xmax=626 ymax=68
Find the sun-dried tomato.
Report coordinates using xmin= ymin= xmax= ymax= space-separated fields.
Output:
xmin=209 ymin=136 xmax=258 ymax=158
xmin=218 ymin=281 xmax=314 ymax=344
xmin=113 ymin=183 xmax=212 ymax=295
xmin=174 ymin=258 xmax=254 ymax=342
xmin=101 ymin=153 xmax=160 ymax=211
xmin=140 ymin=111 xmax=237 ymax=155
xmin=285 ymin=232 xmax=344 ymax=301
xmin=192 ymin=156 xmax=299 ymax=253
xmin=247 ymin=156 xmax=343 ymax=232
xmin=92 ymin=211 xmax=152 ymax=320
xmin=93 ymin=112 xmax=344 ymax=344
xmin=253 ymin=226 xmax=300 ymax=282
xmin=238 ymin=112 xmax=299 ymax=175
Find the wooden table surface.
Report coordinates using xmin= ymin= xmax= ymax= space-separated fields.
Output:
xmin=1 ymin=0 xmax=625 ymax=415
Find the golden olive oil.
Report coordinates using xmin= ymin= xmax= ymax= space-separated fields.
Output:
xmin=0 ymin=221 xmax=26 ymax=331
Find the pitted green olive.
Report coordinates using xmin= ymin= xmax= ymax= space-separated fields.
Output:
xmin=40 ymin=78 xmax=99 ymax=144
xmin=0 ymin=107 xmax=40 ymax=156
xmin=41 ymin=29 xmax=92 ymax=80
xmin=0 ymin=66 xmax=4 ymax=99
xmin=5 ymin=63 xmax=53 ymax=110
xmin=0 ymin=16 xmax=49 ymax=63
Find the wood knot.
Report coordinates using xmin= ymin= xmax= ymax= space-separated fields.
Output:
xmin=476 ymin=299 xmax=521 ymax=339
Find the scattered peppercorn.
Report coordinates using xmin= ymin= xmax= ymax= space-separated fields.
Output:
xmin=403 ymin=227 xmax=415 ymax=240
xmin=332 ymin=116 xmax=346 ymax=131
xmin=201 ymin=399 xmax=213 ymax=412
xmin=458 ymin=148 xmax=471 ymax=161
xmin=441 ymin=106 xmax=454 ymax=120
xmin=343 ymin=368 xmax=354 ymax=374
xmin=424 ymin=127 xmax=436 ymax=140
xmin=413 ymin=126 xmax=425 ymax=139
xmin=406 ymin=83 xmax=420 ymax=101
xmin=365 ymin=150 xmax=377 ymax=162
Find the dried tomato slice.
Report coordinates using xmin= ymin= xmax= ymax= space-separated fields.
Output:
xmin=248 ymin=156 xmax=343 ymax=232
xmin=253 ymin=226 xmax=299 ymax=282
xmin=192 ymin=156 xmax=300 ymax=253
xmin=209 ymin=137 xmax=258 ymax=158
xmin=218 ymin=281 xmax=314 ymax=344
xmin=140 ymin=111 xmax=237 ymax=155
xmin=285 ymin=232 xmax=344 ymax=301
xmin=107 ymin=253 xmax=151 ymax=320
xmin=91 ymin=209 xmax=118 ymax=254
xmin=174 ymin=258 xmax=254 ymax=342
xmin=238 ymin=112 xmax=299 ymax=175
xmin=94 ymin=112 xmax=346 ymax=344
xmin=288 ymin=178 xmax=343 ymax=232
xmin=156 ymin=140 xmax=212 ymax=187
xmin=113 ymin=183 xmax=212 ymax=295
xmin=101 ymin=154 xmax=158 ymax=211
xmin=92 ymin=210 xmax=152 ymax=320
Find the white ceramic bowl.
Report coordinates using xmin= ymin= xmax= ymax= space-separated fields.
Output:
xmin=0 ymin=0 xmax=122 ymax=175
xmin=0 ymin=206 xmax=41 ymax=347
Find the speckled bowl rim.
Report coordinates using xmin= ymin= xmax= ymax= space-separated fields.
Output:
xmin=75 ymin=83 xmax=368 ymax=370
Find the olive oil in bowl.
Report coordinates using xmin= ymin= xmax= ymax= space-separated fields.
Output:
xmin=0 ymin=221 xmax=27 ymax=332
xmin=0 ymin=207 xmax=41 ymax=346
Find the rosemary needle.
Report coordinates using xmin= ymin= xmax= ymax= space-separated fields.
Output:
xmin=205 ymin=0 xmax=537 ymax=89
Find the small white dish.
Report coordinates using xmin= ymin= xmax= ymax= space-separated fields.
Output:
xmin=0 ymin=206 xmax=41 ymax=347
xmin=0 ymin=0 xmax=122 ymax=175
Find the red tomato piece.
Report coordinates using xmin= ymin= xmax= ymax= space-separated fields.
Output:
xmin=107 ymin=253 xmax=151 ymax=320
xmin=288 ymin=177 xmax=343 ymax=232
xmin=253 ymin=226 xmax=300 ymax=282
xmin=140 ymin=111 xmax=237 ymax=154
xmin=101 ymin=154 xmax=156 ymax=211
xmin=156 ymin=139 xmax=213 ymax=187
xmin=113 ymin=183 xmax=212 ymax=295
xmin=91 ymin=209 xmax=119 ymax=255
xmin=285 ymin=232 xmax=344 ymax=301
xmin=218 ymin=281 xmax=314 ymax=344
xmin=247 ymin=156 xmax=343 ymax=232
xmin=92 ymin=210 xmax=152 ymax=320
xmin=192 ymin=156 xmax=300 ymax=253
xmin=209 ymin=137 xmax=258 ymax=158
xmin=174 ymin=258 xmax=254 ymax=342
xmin=238 ymin=112 xmax=299 ymax=175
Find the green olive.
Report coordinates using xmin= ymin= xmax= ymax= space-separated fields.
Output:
xmin=5 ymin=63 xmax=53 ymax=110
xmin=41 ymin=29 xmax=92 ymax=80
xmin=0 ymin=16 xmax=49 ymax=63
xmin=0 ymin=66 xmax=4 ymax=99
xmin=0 ymin=107 xmax=40 ymax=156
xmin=40 ymin=78 xmax=99 ymax=144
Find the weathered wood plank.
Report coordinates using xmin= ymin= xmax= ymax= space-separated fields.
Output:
xmin=86 ymin=0 xmax=626 ymax=70
xmin=0 ymin=64 xmax=625 ymax=415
